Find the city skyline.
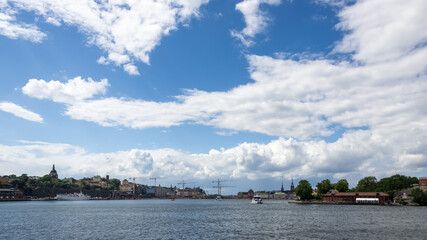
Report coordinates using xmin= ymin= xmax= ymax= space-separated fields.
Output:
xmin=0 ymin=0 xmax=426 ymax=194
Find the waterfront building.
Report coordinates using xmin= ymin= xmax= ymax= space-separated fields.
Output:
xmin=274 ymin=192 xmax=287 ymax=199
xmin=237 ymin=189 xmax=254 ymax=199
xmin=119 ymin=179 xmax=134 ymax=193
xmin=176 ymin=187 xmax=206 ymax=198
xmin=49 ymin=164 xmax=58 ymax=180
xmin=155 ymin=186 xmax=176 ymax=198
xmin=322 ymin=192 xmax=390 ymax=204
xmin=0 ymin=188 xmax=23 ymax=200
xmin=139 ymin=185 xmax=155 ymax=196
xmin=255 ymin=191 xmax=273 ymax=199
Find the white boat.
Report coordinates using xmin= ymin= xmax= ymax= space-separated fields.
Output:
xmin=56 ymin=192 xmax=90 ymax=201
xmin=251 ymin=195 xmax=263 ymax=204
xmin=215 ymin=196 xmax=222 ymax=201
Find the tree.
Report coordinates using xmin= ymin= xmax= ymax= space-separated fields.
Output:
xmin=335 ymin=179 xmax=349 ymax=192
xmin=316 ymin=179 xmax=333 ymax=196
xmin=295 ymin=180 xmax=313 ymax=201
xmin=376 ymin=174 xmax=419 ymax=197
xmin=411 ymin=188 xmax=427 ymax=206
xmin=40 ymin=174 xmax=52 ymax=182
xmin=108 ymin=178 xmax=121 ymax=190
xmin=356 ymin=176 xmax=377 ymax=192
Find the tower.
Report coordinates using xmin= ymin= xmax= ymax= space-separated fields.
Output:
xmin=49 ymin=164 xmax=58 ymax=180
xmin=281 ymin=181 xmax=284 ymax=192
xmin=290 ymin=177 xmax=295 ymax=191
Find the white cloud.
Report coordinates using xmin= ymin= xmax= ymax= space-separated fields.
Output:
xmin=17 ymin=0 xmax=427 ymax=180
xmin=0 ymin=136 xmax=425 ymax=184
xmin=0 ymin=12 xmax=46 ymax=42
xmin=333 ymin=0 xmax=427 ymax=64
xmin=123 ymin=63 xmax=140 ymax=76
xmin=0 ymin=101 xmax=43 ymax=123
xmin=22 ymin=76 xmax=109 ymax=104
xmin=0 ymin=0 xmax=209 ymax=74
xmin=231 ymin=0 xmax=281 ymax=47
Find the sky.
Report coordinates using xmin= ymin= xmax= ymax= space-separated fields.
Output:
xmin=0 ymin=0 xmax=426 ymax=194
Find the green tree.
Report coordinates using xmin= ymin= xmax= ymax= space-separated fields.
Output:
xmin=335 ymin=179 xmax=349 ymax=192
xmin=295 ymin=180 xmax=313 ymax=201
xmin=376 ymin=174 xmax=418 ymax=197
xmin=18 ymin=174 xmax=29 ymax=183
xmin=356 ymin=176 xmax=377 ymax=192
xmin=10 ymin=174 xmax=30 ymax=189
xmin=108 ymin=178 xmax=121 ymax=190
xmin=40 ymin=175 xmax=52 ymax=182
xmin=411 ymin=188 xmax=427 ymax=206
xmin=316 ymin=179 xmax=333 ymax=196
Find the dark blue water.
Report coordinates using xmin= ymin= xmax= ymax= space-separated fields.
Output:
xmin=1 ymin=199 xmax=426 ymax=239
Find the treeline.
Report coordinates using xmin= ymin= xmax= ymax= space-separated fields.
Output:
xmin=1 ymin=174 xmax=121 ymax=196
xmin=295 ymin=174 xmax=426 ymax=205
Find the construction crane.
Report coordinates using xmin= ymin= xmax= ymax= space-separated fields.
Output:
xmin=212 ymin=179 xmax=237 ymax=196
xmin=128 ymin=177 xmax=137 ymax=195
xmin=177 ymin=180 xmax=197 ymax=189
xmin=149 ymin=177 xmax=166 ymax=187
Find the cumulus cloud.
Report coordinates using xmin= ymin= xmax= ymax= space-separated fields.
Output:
xmin=231 ymin=0 xmax=281 ymax=46
xmin=0 ymin=101 xmax=43 ymax=123
xmin=16 ymin=0 xmax=427 ymax=180
xmin=333 ymin=0 xmax=427 ymax=64
xmin=1 ymin=136 xmax=425 ymax=184
xmin=0 ymin=0 xmax=209 ymax=74
xmin=22 ymin=76 xmax=109 ymax=104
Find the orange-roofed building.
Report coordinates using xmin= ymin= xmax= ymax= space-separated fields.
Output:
xmin=322 ymin=192 xmax=390 ymax=204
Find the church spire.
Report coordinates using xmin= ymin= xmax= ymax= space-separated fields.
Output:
xmin=281 ymin=181 xmax=284 ymax=192
xmin=290 ymin=177 xmax=295 ymax=191
xmin=49 ymin=164 xmax=58 ymax=180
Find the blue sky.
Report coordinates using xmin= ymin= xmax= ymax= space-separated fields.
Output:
xmin=0 ymin=0 xmax=426 ymax=194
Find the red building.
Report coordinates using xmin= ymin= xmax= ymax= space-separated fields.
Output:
xmin=0 ymin=188 xmax=24 ymax=200
xmin=322 ymin=192 xmax=390 ymax=204
xmin=419 ymin=177 xmax=427 ymax=185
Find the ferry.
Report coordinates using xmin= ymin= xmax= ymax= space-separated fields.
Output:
xmin=56 ymin=192 xmax=90 ymax=201
xmin=251 ymin=195 xmax=263 ymax=204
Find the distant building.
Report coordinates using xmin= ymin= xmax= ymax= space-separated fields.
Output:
xmin=49 ymin=164 xmax=58 ymax=180
xmin=274 ymin=192 xmax=287 ymax=199
xmin=0 ymin=188 xmax=23 ymax=200
xmin=254 ymin=191 xmax=272 ymax=199
xmin=176 ymin=187 xmax=205 ymax=198
xmin=290 ymin=178 xmax=295 ymax=191
xmin=63 ymin=178 xmax=74 ymax=184
xmin=322 ymin=192 xmax=390 ymax=204
xmin=0 ymin=176 xmax=9 ymax=185
xmin=283 ymin=179 xmax=296 ymax=199
xmin=83 ymin=176 xmax=109 ymax=188
xmin=119 ymin=179 xmax=134 ymax=193
xmin=420 ymin=177 xmax=427 ymax=185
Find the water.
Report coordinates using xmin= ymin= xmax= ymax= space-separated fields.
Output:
xmin=1 ymin=199 xmax=426 ymax=239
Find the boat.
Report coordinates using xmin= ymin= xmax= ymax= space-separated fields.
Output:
xmin=251 ymin=195 xmax=263 ymax=204
xmin=215 ymin=196 xmax=222 ymax=201
xmin=56 ymin=192 xmax=90 ymax=201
